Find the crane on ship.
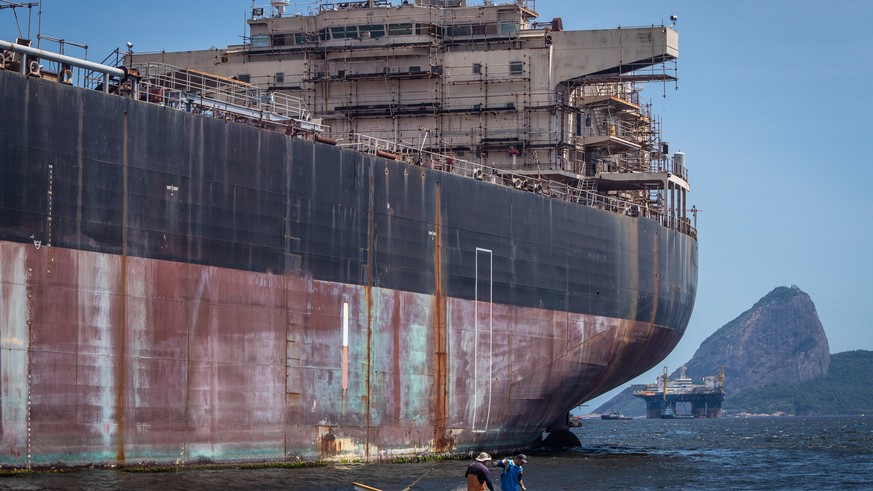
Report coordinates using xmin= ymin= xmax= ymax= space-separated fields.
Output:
xmin=662 ymin=365 xmax=669 ymax=402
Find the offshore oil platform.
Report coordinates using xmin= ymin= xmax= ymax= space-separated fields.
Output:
xmin=633 ymin=366 xmax=725 ymax=418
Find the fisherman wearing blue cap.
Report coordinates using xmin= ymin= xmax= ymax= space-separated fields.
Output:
xmin=492 ymin=454 xmax=527 ymax=491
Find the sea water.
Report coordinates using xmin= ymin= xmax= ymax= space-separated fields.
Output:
xmin=1 ymin=416 xmax=870 ymax=490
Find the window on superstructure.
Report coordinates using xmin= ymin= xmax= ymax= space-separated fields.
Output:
xmin=276 ymin=72 xmax=285 ymax=84
xmin=273 ymin=34 xmax=288 ymax=46
xmin=388 ymin=23 xmax=412 ymax=35
xmin=472 ymin=24 xmax=486 ymax=36
xmin=509 ymin=61 xmax=523 ymax=75
xmin=237 ymin=74 xmax=251 ymax=83
xmin=473 ymin=63 xmax=482 ymax=74
xmin=294 ymin=29 xmax=326 ymax=46
xmin=416 ymin=23 xmax=440 ymax=36
xmin=447 ymin=24 xmax=471 ymax=37
xmin=500 ymin=21 xmax=518 ymax=35
xmin=330 ymin=26 xmax=358 ymax=39
xmin=360 ymin=24 xmax=386 ymax=38
xmin=251 ymin=35 xmax=270 ymax=47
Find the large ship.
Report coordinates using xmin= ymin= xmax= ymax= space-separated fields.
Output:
xmin=633 ymin=366 xmax=725 ymax=418
xmin=0 ymin=0 xmax=697 ymax=467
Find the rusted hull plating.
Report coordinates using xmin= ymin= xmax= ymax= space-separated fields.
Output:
xmin=0 ymin=242 xmax=684 ymax=465
xmin=0 ymin=70 xmax=696 ymax=466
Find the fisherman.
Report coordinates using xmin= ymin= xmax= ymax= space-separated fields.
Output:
xmin=492 ymin=454 xmax=527 ymax=491
xmin=465 ymin=452 xmax=496 ymax=491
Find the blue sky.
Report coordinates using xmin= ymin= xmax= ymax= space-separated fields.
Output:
xmin=3 ymin=1 xmax=871 ymax=411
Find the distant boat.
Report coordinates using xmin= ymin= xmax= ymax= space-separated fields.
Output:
xmin=601 ymin=409 xmax=632 ymax=420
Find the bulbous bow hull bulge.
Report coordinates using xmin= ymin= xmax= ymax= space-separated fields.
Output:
xmin=0 ymin=69 xmax=696 ymax=466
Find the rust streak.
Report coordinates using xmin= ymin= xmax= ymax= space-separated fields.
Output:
xmin=282 ymin=138 xmax=292 ymax=459
xmin=432 ymin=182 xmax=450 ymax=452
xmin=25 ymin=265 xmax=33 ymax=470
xmin=76 ymin=95 xmax=84 ymax=245
xmin=321 ymin=430 xmax=340 ymax=459
xmin=650 ymin=232 xmax=660 ymax=324
xmin=116 ymin=109 xmax=128 ymax=462
xmin=364 ymin=162 xmax=376 ymax=459
xmin=392 ymin=291 xmax=401 ymax=423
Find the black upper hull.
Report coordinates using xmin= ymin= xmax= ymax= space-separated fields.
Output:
xmin=0 ymin=71 xmax=697 ymax=326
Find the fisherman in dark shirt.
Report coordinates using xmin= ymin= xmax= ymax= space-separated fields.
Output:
xmin=465 ymin=452 xmax=495 ymax=491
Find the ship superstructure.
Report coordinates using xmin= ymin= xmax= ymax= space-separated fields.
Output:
xmin=133 ymin=0 xmax=692 ymax=237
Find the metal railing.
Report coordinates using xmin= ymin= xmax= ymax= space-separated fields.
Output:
xmin=134 ymin=63 xmax=314 ymax=124
xmin=339 ymin=133 xmax=696 ymax=238
xmin=0 ymin=38 xmax=125 ymax=92
xmin=251 ymin=0 xmax=536 ymax=18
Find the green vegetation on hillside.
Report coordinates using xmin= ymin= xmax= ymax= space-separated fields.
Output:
xmin=726 ymin=350 xmax=873 ymax=415
xmin=591 ymin=350 xmax=873 ymax=417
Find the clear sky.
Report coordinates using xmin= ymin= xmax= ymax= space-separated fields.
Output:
xmin=3 ymin=1 xmax=872 ymax=412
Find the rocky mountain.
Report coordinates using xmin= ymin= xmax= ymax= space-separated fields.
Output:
xmin=684 ymin=285 xmax=830 ymax=396
xmin=593 ymin=285 xmax=832 ymax=415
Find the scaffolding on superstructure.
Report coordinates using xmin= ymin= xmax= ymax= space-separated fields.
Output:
xmin=257 ymin=1 xmax=683 ymax=209
xmin=130 ymin=0 xmax=691 ymax=234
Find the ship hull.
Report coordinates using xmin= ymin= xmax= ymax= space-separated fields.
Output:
xmin=0 ymin=70 xmax=696 ymax=466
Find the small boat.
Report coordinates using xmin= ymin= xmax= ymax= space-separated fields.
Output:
xmin=601 ymin=409 xmax=632 ymax=420
xmin=353 ymin=483 xmax=383 ymax=491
